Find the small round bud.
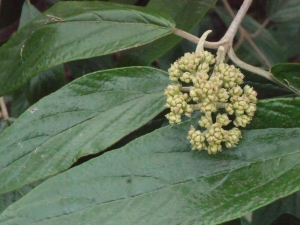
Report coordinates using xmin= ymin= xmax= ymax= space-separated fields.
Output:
xmin=198 ymin=113 xmax=213 ymax=128
xmin=216 ymin=113 xmax=231 ymax=126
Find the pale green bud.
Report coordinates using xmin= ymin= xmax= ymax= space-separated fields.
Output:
xmin=208 ymin=144 xmax=222 ymax=154
xmin=225 ymin=103 xmax=234 ymax=115
xmin=245 ymin=104 xmax=256 ymax=116
xmin=230 ymin=86 xmax=243 ymax=96
xmin=216 ymin=113 xmax=231 ymax=126
xmin=198 ymin=114 xmax=213 ymax=128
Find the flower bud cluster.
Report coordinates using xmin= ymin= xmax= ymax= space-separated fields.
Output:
xmin=225 ymin=85 xmax=257 ymax=127
xmin=165 ymin=50 xmax=257 ymax=154
xmin=213 ymin=63 xmax=244 ymax=88
xmin=165 ymin=84 xmax=193 ymax=124
xmin=168 ymin=51 xmax=215 ymax=82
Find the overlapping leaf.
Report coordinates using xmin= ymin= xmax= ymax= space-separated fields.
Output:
xmin=271 ymin=63 xmax=300 ymax=95
xmin=252 ymin=191 xmax=300 ymax=225
xmin=116 ymin=0 xmax=218 ymax=67
xmin=0 ymin=67 xmax=169 ymax=194
xmin=1 ymin=97 xmax=300 ymax=224
xmin=0 ymin=1 xmax=174 ymax=96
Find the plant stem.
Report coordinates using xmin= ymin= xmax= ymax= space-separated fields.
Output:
xmin=222 ymin=0 xmax=271 ymax=67
xmin=250 ymin=17 xmax=270 ymax=38
xmin=172 ymin=0 xmax=276 ymax=83
xmin=173 ymin=31 xmax=273 ymax=81
xmin=227 ymin=48 xmax=274 ymax=81
xmin=0 ymin=97 xmax=9 ymax=122
xmin=181 ymin=87 xmax=190 ymax=92
xmin=221 ymin=0 xmax=253 ymax=48
xmin=173 ymin=28 xmax=227 ymax=49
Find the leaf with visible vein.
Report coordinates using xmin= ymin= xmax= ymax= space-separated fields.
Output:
xmin=0 ymin=1 xmax=174 ymax=95
xmin=0 ymin=67 xmax=169 ymax=194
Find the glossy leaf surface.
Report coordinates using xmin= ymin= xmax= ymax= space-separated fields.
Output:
xmin=271 ymin=63 xmax=300 ymax=95
xmin=0 ymin=1 xmax=174 ymax=96
xmin=0 ymin=67 xmax=169 ymax=194
xmin=247 ymin=97 xmax=300 ymax=129
xmin=1 ymin=97 xmax=300 ymax=224
xmin=116 ymin=0 xmax=217 ymax=67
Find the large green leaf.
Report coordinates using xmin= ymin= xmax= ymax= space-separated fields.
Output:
xmin=116 ymin=0 xmax=217 ymax=67
xmin=0 ymin=67 xmax=169 ymax=194
xmin=0 ymin=1 xmax=174 ymax=96
xmin=1 ymin=97 xmax=300 ymax=225
xmin=247 ymin=97 xmax=300 ymax=129
xmin=17 ymin=1 xmax=67 ymax=106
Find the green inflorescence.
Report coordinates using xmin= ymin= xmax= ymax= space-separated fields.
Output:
xmin=164 ymin=51 xmax=257 ymax=154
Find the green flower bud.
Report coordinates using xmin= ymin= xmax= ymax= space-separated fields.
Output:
xmin=234 ymin=114 xmax=252 ymax=127
xmin=187 ymin=125 xmax=196 ymax=138
xmin=165 ymin=112 xmax=181 ymax=124
xmin=198 ymin=113 xmax=213 ymax=128
xmin=196 ymin=72 xmax=209 ymax=80
xmin=214 ymin=63 xmax=244 ymax=88
xmin=246 ymin=104 xmax=256 ymax=115
xmin=187 ymin=126 xmax=207 ymax=150
xmin=216 ymin=113 xmax=231 ymax=126
xmin=164 ymin=84 xmax=181 ymax=97
xmin=185 ymin=105 xmax=193 ymax=117
xmin=225 ymin=103 xmax=234 ymax=115
xmin=202 ymin=50 xmax=216 ymax=64
xmin=197 ymin=62 xmax=210 ymax=73
xmin=230 ymin=86 xmax=243 ymax=96
xmin=225 ymin=127 xmax=242 ymax=148
xmin=180 ymin=72 xmax=192 ymax=83
xmin=217 ymin=88 xmax=229 ymax=102
xmin=207 ymin=144 xmax=222 ymax=154
xmin=200 ymin=102 xmax=217 ymax=113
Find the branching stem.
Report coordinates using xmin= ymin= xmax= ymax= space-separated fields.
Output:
xmin=221 ymin=0 xmax=253 ymax=49
xmin=222 ymin=0 xmax=271 ymax=67
xmin=172 ymin=0 xmax=275 ymax=83
xmin=181 ymin=87 xmax=190 ymax=92
xmin=227 ymin=48 xmax=274 ymax=81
